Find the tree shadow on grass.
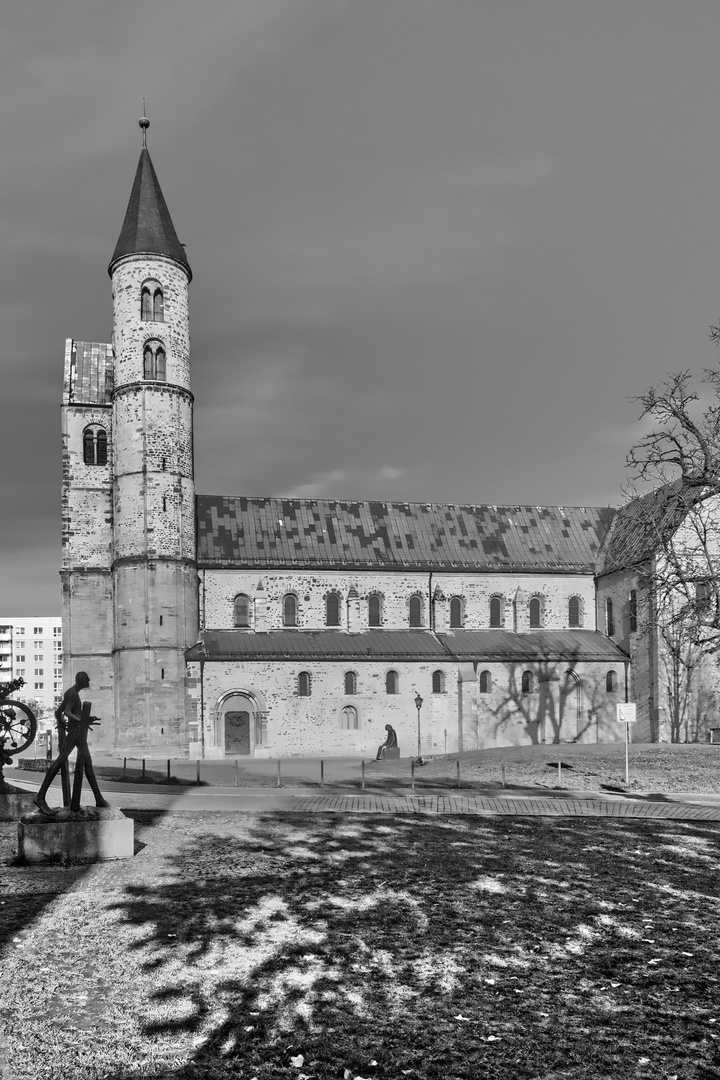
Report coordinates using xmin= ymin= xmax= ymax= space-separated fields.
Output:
xmin=99 ymin=813 xmax=720 ymax=1080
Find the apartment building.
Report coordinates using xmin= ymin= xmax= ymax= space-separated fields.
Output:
xmin=0 ymin=617 xmax=63 ymax=718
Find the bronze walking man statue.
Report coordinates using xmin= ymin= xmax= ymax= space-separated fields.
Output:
xmin=33 ymin=671 xmax=110 ymax=816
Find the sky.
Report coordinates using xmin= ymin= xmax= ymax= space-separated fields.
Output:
xmin=3 ymin=0 xmax=720 ymax=613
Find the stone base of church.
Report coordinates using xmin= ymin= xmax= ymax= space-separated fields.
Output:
xmin=18 ymin=806 xmax=134 ymax=864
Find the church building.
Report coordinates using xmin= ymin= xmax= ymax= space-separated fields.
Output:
xmin=62 ymin=123 xmax=690 ymax=759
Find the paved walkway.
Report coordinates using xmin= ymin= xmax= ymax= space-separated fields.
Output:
xmin=7 ymin=774 xmax=720 ymax=821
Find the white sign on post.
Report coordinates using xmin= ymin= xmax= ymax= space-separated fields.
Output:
xmin=616 ymin=703 xmax=637 ymax=724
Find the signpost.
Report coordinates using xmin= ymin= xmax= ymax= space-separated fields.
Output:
xmin=616 ymin=703 xmax=637 ymax=784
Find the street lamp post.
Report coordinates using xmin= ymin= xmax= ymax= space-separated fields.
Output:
xmin=414 ymin=693 xmax=424 ymax=764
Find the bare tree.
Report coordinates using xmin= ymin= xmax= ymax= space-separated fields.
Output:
xmin=623 ymin=356 xmax=720 ymax=653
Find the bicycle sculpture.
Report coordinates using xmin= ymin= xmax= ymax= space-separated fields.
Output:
xmin=0 ymin=677 xmax=37 ymax=778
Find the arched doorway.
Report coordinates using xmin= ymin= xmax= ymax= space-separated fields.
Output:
xmin=562 ymin=670 xmax=583 ymax=742
xmin=216 ymin=691 xmax=264 ymax=755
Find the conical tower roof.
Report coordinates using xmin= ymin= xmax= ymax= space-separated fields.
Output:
xmin=109 ymin=147 xmax=191 ymax=279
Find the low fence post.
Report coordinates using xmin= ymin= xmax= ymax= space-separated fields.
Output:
xmin=411 ymin=759 xmax=415 ymax=790
xmin=141 ymin=758 xmax=146 ymax=781
xmin=121 ymin=757 xmax=127 ymax=781
xmin=456 ymin=759 xmax=461 ymax=789
xmin=234 ymin=759 xmax=239 ymax=786
xmin=167 ymin=759 xmax=171 ymax=781
xmin=196 ymin=759 xmax=200 ymax=786
xmin=501 ymin=763 xmax=506 ymax=788
xmin=361 ymin=760 xmax=365 ymax=790
xmin=277 ymin=760 xmax=282 ymax=788
xmin=320 ymin=759 xmax=324 ymax=787
xmin=557 ymin=760 xmax=562 ymax=785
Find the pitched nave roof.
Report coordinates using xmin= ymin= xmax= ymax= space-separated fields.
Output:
xmin=197 ymin=496 xmax=615 ymax=573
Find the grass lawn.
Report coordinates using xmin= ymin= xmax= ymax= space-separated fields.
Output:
xmin=367 ymin=743 xmax=720 ymax=795
xmin=2 ymin=811 xmax=720 ymax=1079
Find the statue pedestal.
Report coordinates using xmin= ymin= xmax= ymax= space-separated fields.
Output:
xmin=18 ymin=805 xmax=134 ymax=864
xmin=0 ymin=780 xmax=36 ymax=822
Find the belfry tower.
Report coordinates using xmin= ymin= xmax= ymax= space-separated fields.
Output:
xmin=108 ymin=116 xmax=198 ymax=751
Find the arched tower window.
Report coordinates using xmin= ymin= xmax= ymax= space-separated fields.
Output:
xmin=409 ymin=595 xmax=423 ymax=628
xmin=344 ymin=671 xmax=357 ymax=695
xmin=385 ymin=670 xmax=399 ymax=694
xmin=568 ymin=596 xmax=581 ymax=628
xmin=96 ymin=429 xmax=107 ymax=466
xmin=283 ymin=594 xmax=297 ymax=627
xmin=83 ymin=429 xmax=95 ymax=465
xmin=233 ymin=594 xmax=251 ymax=628
xmin=143 ymin=340 xmax=167 ymax=381
xmin=606 ymin=669 xmax=618 ymax=692
xmin=489 ymin=596 xmax=502 ymax=628
xmin=606 ymin=598 xmax=615 ymax=637
xmin=368 ymin=594 xmax=382 ymax=627
xmin=432 ymin=670 xmax=445 ymax=693
xmin=449 ymin=597 xmax=463 ymax=628
xmin=479 ymin=670 xmax=492 ymax=693
xmin=298 ymin=671 xmax=311 ymax=697
xmin=521 ymin=670 xmax=533 ymax=695
xmin=529 ymin=597 xmax=542 ymax=628
xmin=141 ymin=280 xmax=164 ymax=322
xmin=82 ymin=425 xmax=108 ymax=466
xmin=326 ymin=592 xmax=341 ymax=627
xmin=629 ymin=590 xmax=637 ymax=633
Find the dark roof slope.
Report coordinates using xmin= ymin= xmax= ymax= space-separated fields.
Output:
xmin=109 ymin=148 xmax=191 ymax=278
xmin=197 ymin=496 xmax=615 ymax=572
xmin=186 ymin=628 xmax=628 ymax=664
xmin=597 ymin=481 xmax=698 ymax=576
xmin=66 ymin=341 xmax=114 ymax=405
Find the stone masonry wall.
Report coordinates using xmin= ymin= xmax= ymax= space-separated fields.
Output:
xmin=200 ymin=659 xmax=458 ymax=758
xmin=201 ymin=569 xmax=597 ymax=632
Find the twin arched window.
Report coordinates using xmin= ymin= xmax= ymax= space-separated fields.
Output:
xmin=341 ymin=705 xmax=359 ymax=730
xmin=233 ymin=594 xmax=251 ymax=628
xmin=143 ymin=340 xmax=166 ymax=381
xmin=409 ymin=595 xmax=423 ymax=628
xmin=432 ymin=670 xmax=445 ymax=694
xmin=141 ymin=281 xmax=164 ymax=322
xmin=82 ymin=426 xmax=107 ymax=466
xmin=489 ymin=596 xmax=502 ymax=628
xmin=479 ymin=669 xmax=492 ymax=693
xmin=344 ymin=671 xmax=357 ymax=695
xmin=386 ymin=670 xmax=399 ymax=694
xmin=449 ymin=597 xmax=463 ymax=628
xmin=368 ymin=594 xmax=383 ymax=627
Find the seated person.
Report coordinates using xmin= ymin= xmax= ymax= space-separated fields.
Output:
xmin=376 ymin=724 xmax=399 ymax=760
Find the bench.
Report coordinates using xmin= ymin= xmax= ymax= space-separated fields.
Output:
xmin=380 ymin=747 xmax=400 ymax=760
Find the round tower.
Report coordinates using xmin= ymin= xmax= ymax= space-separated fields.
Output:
xmin=109 ymin=118 xmax=198 ymax=753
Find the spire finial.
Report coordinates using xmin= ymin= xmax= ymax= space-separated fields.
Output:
xmin=139 ymin=99 xmax=149 ymax=149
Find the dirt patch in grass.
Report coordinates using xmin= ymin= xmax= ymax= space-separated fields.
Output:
xmin=366 ymin=742 xmax=720 ymax=795
xmin=2 ymin=811 xmax=720 ymax=1079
